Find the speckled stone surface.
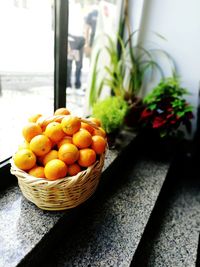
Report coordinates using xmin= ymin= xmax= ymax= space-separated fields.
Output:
xmin=0 ymin=186 xmax=63 ymax=267
xmin=34 ymin=159 xmax=169 ymax=267
xmin=146 ymin=179 xmax=200 ymax=267
xmin=0 ymin=131 xmax=136 ymax=267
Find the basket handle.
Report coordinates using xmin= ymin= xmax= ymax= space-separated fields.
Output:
xmin=79 ymin=118 xmax=100 ymax=130
xmin=37 ymin=115 xmax=100 ymax=131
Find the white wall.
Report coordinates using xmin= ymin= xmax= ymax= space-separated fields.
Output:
xmin=130 ymin=0 xmax=200 ymax=135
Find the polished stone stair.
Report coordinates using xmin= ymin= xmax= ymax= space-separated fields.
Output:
xmin=2 ymin=132 xmax=199 ymax=267
xmin=131 ymin=153 xmax=200 ymax=267
xmin=17 ymin=135 xmax=170 ymax=267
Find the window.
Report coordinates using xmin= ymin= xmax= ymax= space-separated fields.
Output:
xmin=66 ymin=0 xmax=123 ymax=115
xmin=0 ymin=0 xmax=54 ymax=162
xmin=0 ymin=0 xmax=123 ymax=163
xmin=14 ymin=0 xmax=29 ymax=9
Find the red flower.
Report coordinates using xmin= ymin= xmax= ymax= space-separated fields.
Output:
xmin=153 ymin=117 xmax=167 ymax=128
xmin=170 ymin=119 xmax=177 ymax=124
xmin=166 ymin=114 xmax=173 ymax=119
xmin=167 ymin=107 xmax=173 ymax=112
xmin=141 ymin=108 xmax=153 ymax=119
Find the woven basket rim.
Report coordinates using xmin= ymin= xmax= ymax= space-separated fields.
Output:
xmin=10 ymin=153 xmax=105 ymax=187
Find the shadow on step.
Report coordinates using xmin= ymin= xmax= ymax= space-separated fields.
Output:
xmin=131 ymin=150 xmax=200 ymax=267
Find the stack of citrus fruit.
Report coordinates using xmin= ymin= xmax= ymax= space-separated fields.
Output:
xmin=13 ymin=107 xmax=107 ymax=181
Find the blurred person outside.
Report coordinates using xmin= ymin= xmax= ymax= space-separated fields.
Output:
xmin=84 ymin=1 xmax=99 ymax=58
xmin=67 ymin=0 xmax=85 ymax=90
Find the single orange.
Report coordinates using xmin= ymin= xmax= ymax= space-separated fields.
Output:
xmin=81 ymin=122 xmax=94 ymax=135
xmin=45 ymin=122 xmax=65 ymax=143
xmin=91 ymin=135 xmax=106 ymax=154
xmin=30 ymin=135 xmax=52 ymax=156
xmin=68 ymin=163 xmax=81 ymax=176
xmin=57 ymin=136 xmax=72 ymax=149
xmin=88 ymin=117 xmax=101 ymax=127
xmin=28 ymin=113 xmax=42 ymax=123
xmin=54 ymin=107 xmax=70 ymax=116
xmin=44 ymin=159 xmax=68 ymax=180
xmin=22 ymin=122 xmax=42 ymax=142
xmin=58 ymin=143 xmax=79 ymax=165
xmin=42 ymin=150 xmax=58 ymax=165
xmin=13 ymin=149 xmax=36 ymax=171
xmin=61 ymin=116 xmax=81 ymax=135
xmin=72 ymin=129 xmax=92 ymax=149
xmin=29 ymin=166 xmax=45 ymax=178
xmin=78 ymin=148 xmax=96 ymax=167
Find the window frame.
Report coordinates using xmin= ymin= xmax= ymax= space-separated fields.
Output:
xmin=54 ymin=0 xmax=68 ymax=110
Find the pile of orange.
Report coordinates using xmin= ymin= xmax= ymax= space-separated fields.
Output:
xmin=13 ymin=108 xmax=107 ymax=181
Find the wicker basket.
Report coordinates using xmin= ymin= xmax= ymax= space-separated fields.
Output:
xmin=10 ymin=115 xmax=105 ymax=211
xmin=10 ymin=154 xmax=104 ymax=211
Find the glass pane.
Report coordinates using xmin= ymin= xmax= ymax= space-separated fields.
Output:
xmin=67 ymin=0 xmax=122 ymax=116
xmin=0 ymin=0 xmax=54 ymax=162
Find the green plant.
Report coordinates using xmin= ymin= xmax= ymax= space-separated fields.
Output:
xmin=92 ymin=96 xmax=129 ymax=134
xmin=88 ymin=0 xmax=176 ymax=109
xmin=88 ymin=32 xmax=176 ymax=109
xmin=88 ymin=50 xmax=104 ymax=107
xmin=140 ymin=77 xmax=194 ymax=138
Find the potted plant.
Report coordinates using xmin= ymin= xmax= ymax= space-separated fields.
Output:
xmin=138 ymin=77 xmax=194 ymax=156
xmin=92 ymin=96 xmax=129 ymax=147
xmin=88 ymin=29 xmax=176 ymax=132
xmin=87 ymin=0 xmax=176 ymax=147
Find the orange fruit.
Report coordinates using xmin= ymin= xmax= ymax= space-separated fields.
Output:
xmin=30 ymin=135 xmax=52 ymax=156
xmin=18 ymin=141 xmax=30 ymax=150
xmin=88 ymin=117 xmax=101 ymax=127
xmin=54 ymin=107 xmax=70 ymax=116
xmin=58 ymin=143 xmax=79 ymax=165
xmin=81 ymin=122 xmax=94 ymax=135
xmin=28 ymin=113 xmax=42 ymax=123
xmin=42 ymin=150 xmax=58 ymax=165
xmin=91 ymin=135 xmax=106 ymax=154
xmin=45 ymin=122 xmax=65 ymax=143
xmin=44 ymin=159 xmax=68 ymax=180
xmin=13 ymin=149 xmax=36 ymax=171
xmin=61 ymin=116 xmax=81 ymax=135
xmin=29 ymin=166 xmax=45 ymax=178
xmin=22 ymin=122 xmax=42 ymax=142
xmin=68 ymin=163 xmax=81 ymax=176
xmin=57 ymin=136 xmax=72 ymax=149
xmin=72 ymin=129 xmax=92 ymax=149
xmin=78 ymin=148 xmax=96 ymax=167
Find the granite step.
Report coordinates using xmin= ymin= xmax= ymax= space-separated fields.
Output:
xmin=131 ymin=154 xmax=200 ymax=267
xmin=0 ymin=130 xmax=136 ymax=267
xmin=20 ymin=155 xmax=170 ymax=266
